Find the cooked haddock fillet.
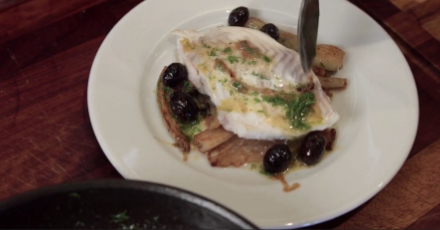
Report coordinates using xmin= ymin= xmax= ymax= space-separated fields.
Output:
xmin=173 ymin=27 xmax=339 ymax=140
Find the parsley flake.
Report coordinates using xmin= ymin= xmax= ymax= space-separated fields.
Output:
xmin=263 ymin=55 xmax=271 ymax=63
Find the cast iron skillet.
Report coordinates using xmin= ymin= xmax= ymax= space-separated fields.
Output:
xmin=0 ymin=179 xmax=258 ymax=229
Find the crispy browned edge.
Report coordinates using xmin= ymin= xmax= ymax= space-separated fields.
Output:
xmin=156 ymin=67 xmax=191 ymax=153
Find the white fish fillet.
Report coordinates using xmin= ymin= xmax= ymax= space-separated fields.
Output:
xmin=173 ymin=26 xmax=339 ymax=140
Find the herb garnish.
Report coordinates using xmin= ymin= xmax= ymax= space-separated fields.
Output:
xmin=179 ymin=119 xmax=201 ymax=141
xmin=182 ymin=81 xmax=194 ymax=93
xmin=223 ymin=47 xmax=232 ymax=54
xmin=112 ymin=211 xmax=130 ymax=223
xmin=251 ymin=72 xmax=269 ymax=80
xmin=232 ymin=81 xmax=242 ymax=89
xmin=163 ymin=85 xmax=174 ymax=100
xmin=219 ymin=79 xmax=228 ymax=84
xmin=69 ymin=193 xmax=81 ymax=199
xmin=227 ymin=55 xmax=240 ymax=64
xmin=216 ymin=62 xmax=225 ymax=72
xmin=263 ymin=55 xmax=272 ymax=63
xmin=262 ymin=95 xmax=288 ymax=106
xmin=208 ymin=48 xmax=220 ymax=56
xmin=262 ymin=93 xmax=316 ymax=130
xmin=240 ymin=41 xmax=257 ymax=55
xmin=287 ymin=92 xmax=316 ymax=129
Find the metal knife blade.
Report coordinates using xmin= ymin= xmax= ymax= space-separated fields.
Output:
xmin=298 ymin=0 xmax=320 ymax=74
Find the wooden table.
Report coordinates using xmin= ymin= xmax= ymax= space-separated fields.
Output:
xmin=0 ymin=0 xmax=439 ymax=229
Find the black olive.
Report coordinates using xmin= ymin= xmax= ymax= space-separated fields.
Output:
xmin=263 ymin=144 xmax=292 ymax=174
xmin=228 ymin=6 xmax=249 ymax=27
xmin=162 ymin=63 xmax=188 ymax=87
xmin=170 ymin=92 xmax=199 ymax=123
xmin=260 ymin=23 xmax=280 ymax=40
xmin=299 ymin=131 xmax=327 ymax=165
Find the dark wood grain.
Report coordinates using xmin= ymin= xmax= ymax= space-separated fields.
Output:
xmin=336 ymin=138 xmax=440 ymax=229
xmin=0 ymin=0 xmax=143 ymax=81
xmin=0 ymin=0 xmax=439 ymax=229
xmin=0 ymin=35 xmax=122 ymax=200
xmin=0 ymin=0 xmax=28 ymax=12
xmin=0 ymin=0 xmax=110 ymax=43
xmin=0 ymin=0 xmax=144 ymax=199
xmin=407 ymin=203 xmax=440 ymax=229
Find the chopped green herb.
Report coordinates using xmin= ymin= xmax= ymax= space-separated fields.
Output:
xmin=260 ymin=169 xmax=274 ymax=176
xmin=216 ymin=62 xmax=225 ymax=72
xmin=251 ymin=91 xmax=259 ymax=96
xmin=262 ymin=95 xmax=289 ymax=106
xmin=248 ymin=60 xmax=257 ymax=65
xmin=203 ymin=44 xmax=211 ymax=49
xmin=232 ymin=81 xmax=242 ymax=89
xmin=242 ymin=43 xmax=256 ymax=54
xmin=261 ymin=92 xmax=315 ymax=129
xmin=257 ymin=110 xmax=264 ymax=113
xmin=254 ymin=98 xmax=261 ymax=103
xmin=69 ymin=193 xmax=81 ymax=199
xmin=287 ymin=92 xmax=316 ymax=130
xmin=227 ymin=55 xmax=240 ymax=64
xmin=180 ymin=119 xmax=201 ymax=142
xmin=164 ymin=85 xmax=173 ymax=94
xmin=223 ymin=47 xmax=232 ymax=54
xmin=251 ymin=71 xmax=269 ymax=80
xmin=120 ymin=224 xmax=139 ymax=229
xmin=112 ymin=211 xmax=130 ymax=223
xmin=320 ymin=62 xmax=326 ymax=68
xmin=219 ymin=78 xmax=228 ymax=84
xmin=209 ymin=48 xmax=219 ymax=56
xmin=182 ymin=81 xmax=194 ymax=93
xmin=263 ymin=55 xmax=271 ymax=63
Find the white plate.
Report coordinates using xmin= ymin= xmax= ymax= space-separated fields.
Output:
xmin=87 ymin=0 xmax=419 ymax=228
